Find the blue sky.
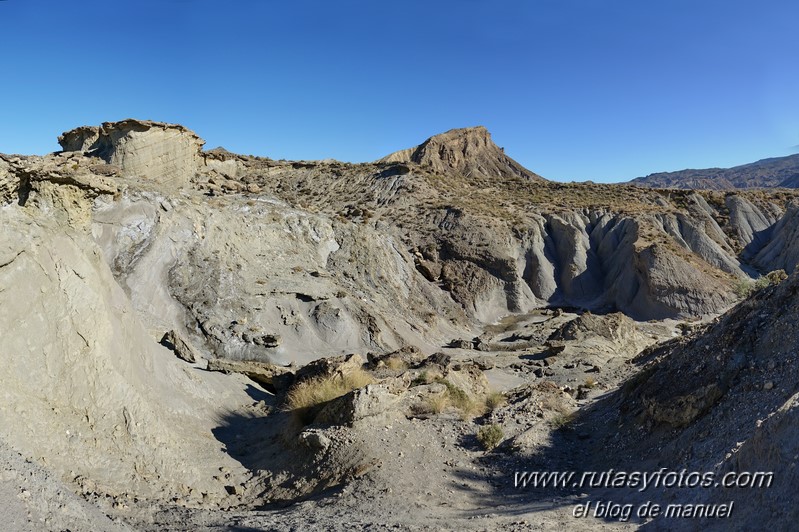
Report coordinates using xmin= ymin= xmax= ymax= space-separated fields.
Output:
xmin=1 ymin=0 xmax=797 ymax=182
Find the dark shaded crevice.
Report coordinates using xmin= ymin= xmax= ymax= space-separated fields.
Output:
xmin=17 ymin=178 xmax=31 ymax=206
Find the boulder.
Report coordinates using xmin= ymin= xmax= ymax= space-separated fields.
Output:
xmin=293 ymin=353 xmax=366 ymax=385
xmin=252 ymin=333 xmax=282 ymax=348
xmin=314 ymin=384 xmax=401 ymax=426
xmin=206 ymin=358 xmax=292 ymax=392
xmin=298 ymin=429 xmax=332 ymax=452
xmin=643 ymin=383 xmax=724 ymax=428
xmin=417 ymin=352 xmax=451 ymax=369
xmin=367 ymin=346 xmax=425 ymax=369
xmin=160 ymin=330 xmax=201 ymax=363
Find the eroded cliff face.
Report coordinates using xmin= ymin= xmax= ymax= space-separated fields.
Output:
xmin=6 ymin=120 xmax=799 ymax=363
xmin=609 ymin=268 xmax=799 ymax=530
xmin=58 ymin=119 xmax=204 ymax=188
xmin=92 ymin=190 xmax=467 ymax=365
xmin=0 ymin=157 xmax=15 ymax=204
xmin=0 ymin=162 xmax=258 ymax=503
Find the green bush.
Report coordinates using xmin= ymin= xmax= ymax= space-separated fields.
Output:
xmin=734 ymin=272 xmax=781 ymax=299
xmin=477 ymin=424 xmax=504 ymax=451
xmin=410 ymin=370 xmax=430 ymax=387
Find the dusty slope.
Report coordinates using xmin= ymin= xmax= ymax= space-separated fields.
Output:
xmin=0 ymin=439 xmax=130 ymax=532
xmin=0 ymin=146 xmax=285 ymax=513
xmin=538 ymin=270 xmax=799 ymax=530
xmin=110 ymin=308 xmax=658 ymax=531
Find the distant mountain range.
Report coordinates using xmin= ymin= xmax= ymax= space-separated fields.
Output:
xmin=630 ymin=153 xmax=799 ymax=189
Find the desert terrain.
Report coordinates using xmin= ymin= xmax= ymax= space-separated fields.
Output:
xmin=1 ymin=120 xmax=797 ymax=531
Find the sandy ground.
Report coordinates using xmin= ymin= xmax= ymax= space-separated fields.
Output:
xmin=0 ymin=439 xmax=129 ymax=531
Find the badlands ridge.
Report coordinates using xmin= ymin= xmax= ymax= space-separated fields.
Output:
xmin=1 ymin=120 xmax=798 ymax=530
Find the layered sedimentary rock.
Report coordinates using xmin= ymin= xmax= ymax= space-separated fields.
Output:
xmin=379 ymin=126 xmax=545 ymax=182
xmin=58 ymin=119 xmax=204 ymax=187
xmin=612 ymin=268 xmax=799 ymax=530
xmin=0 ymin=156 xmax=15 ymax=204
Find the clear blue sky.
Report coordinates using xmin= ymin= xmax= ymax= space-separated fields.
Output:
xmin=1 ymin=0 xmax=798 ymax=182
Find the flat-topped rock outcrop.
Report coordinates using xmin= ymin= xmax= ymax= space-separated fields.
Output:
xmin=59 ymin=119 xmax=204 ymax=187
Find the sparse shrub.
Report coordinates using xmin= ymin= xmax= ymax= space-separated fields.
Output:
xmin=422 ymin=392 xmax=450 ymax=414
xmin=734 ymin=278 xmax=757 ymax=298
xmin=735 ymin=270 xmax=786 ymax=299
xmin=540 ymin=395 xmax=563 ymax=412
xmin=766 ymin=269 xmax=788 ymax=284
xmin=436 ymin=378 xmax=485 ymax=419
xmin=411 ymin=377 xmax=488 ymax=418
xmin=411 ymin=371 xmax=430 ymax=386
xmin=384 ymin=357 xmax=409 ymax=371
xmin=551 ymin=411 xmax=577 ymax=428
xmin=754 ymin=277 xmax=770 ymax=290
xmin=485 ymin=391 xmax=506 ymax=411
xmin=477 ymin=424 xmax=504 ymax=451
xmin=541 ymin=395 xmax=577 ymax=428
xmin=583 ymin=377 xmax=597 ymax=389
xmin=437 ymin=378 xmax=468 ymax=404
xmin=284 ymin=368 xmax=374 ymax=424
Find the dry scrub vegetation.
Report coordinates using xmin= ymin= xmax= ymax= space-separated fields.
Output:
xmin=733 ymin=269 xmax=787 ymax=298
xmin=541 ymin=395 xmax=577 ymax=428
xmin=285 ymin=368 xmax=375 ymax=423
xmin=417 ymin=379 xmax=506 ymax=420
xmin=476 ymin=424 xmax=504 ymax=451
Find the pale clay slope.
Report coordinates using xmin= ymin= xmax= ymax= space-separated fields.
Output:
xmin=1 ymin=119 xmax=799 ymax=529
xmin=0 ymin=204 xmax=256 ymax=502
xmin=0 ymin=437 xmax=131 ymax=532
xmin=180 ymin=123 xmax=795 ymax=321
xmin=92 ymin=190 xmax=468 ymax=365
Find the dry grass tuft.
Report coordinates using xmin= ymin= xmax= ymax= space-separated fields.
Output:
xmin=284 ymin=368 xmax=375 ymax=424
xmin=485 ymin=391 xmax=506 ymax=411
xmin=437 ymin=378 xmax=486 ymax=419
xmin=384 ymin=357 xmax=409 ymax=371
xmin=541 ymin=394 xmax=577 ymax=428
xmin=551 ymin=411 xmax=577 ymax=428
xmin=423 ymin=393 xmax=451 ymax=414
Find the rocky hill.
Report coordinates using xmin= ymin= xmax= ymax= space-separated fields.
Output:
xmin=378 ymin=126 xmax=545 ymax=182
xmin=3 ymin=119 xmax=799 ymax=530
xmin=630 ymin=153 xmax=799 ymax=189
